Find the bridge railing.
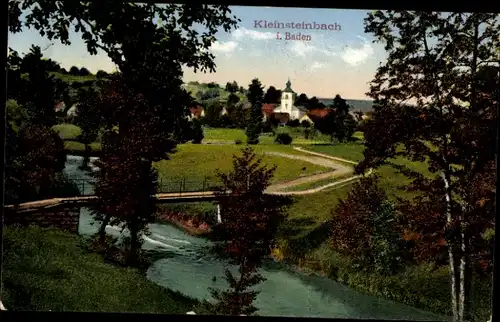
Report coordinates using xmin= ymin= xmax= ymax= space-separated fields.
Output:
xmin=68 ymin=176 xmax=223 ymax=196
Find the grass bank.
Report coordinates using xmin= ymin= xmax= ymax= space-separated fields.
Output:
xmin=154 ymin=144 xmax=328 ymax=187
xmin=287 ymin=243 xmax=491 ymax=322
xmin=1 ymin=226 xmax=199 ymax=313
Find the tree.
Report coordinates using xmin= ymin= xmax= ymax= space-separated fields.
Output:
xmin=245 ymin=79 xmax=264 ymax=144
xmin=209 ymin=147 xmax=288 ymax=315
xmin=5 ymin=46 xmax=70 ymax=204
xmin=225 ymin=81 xmax=238 ymax=93
xmin=359 ymin=11 xmax=499 ymax=321
xmin=227 ymin=93 xmax=240 ymax=108
xmin=6 ymin=99 xmax=28 ymax=132
xmin=308 ymin=96 xmax=325 ymax=109
xmin=342 ymin=113 xmax=357 ymax=141
xmin=16 ymin=46 xmax=64 ymax=127
xmin=92 ymin=128 xmax=158 ymax=265
xmin=263 ymin=86 xmax=281 ymax=104
xmin=10 ymin=2 xmax=240 ymax=262
xmin=79 ymin=67 xmax=91 ymax=76
xmin=203 ymin=101 xmax=223 ymax=127
xmin=190 ymin=118 xmax=204 ymax=144
xmin=294 ymin=93 xmax=309 ymax=107
xmin=331 ymin=175 xmax=404 ymax=273
xmin=5 ymin=123 xmax=67 ymax=203
xmin=96 ymin=70 xmax=109 ymax=78
xmin=74 ymin=86 xmax=103 ymax=169
xmin=69 ymin=66 xmax=80 ymax=75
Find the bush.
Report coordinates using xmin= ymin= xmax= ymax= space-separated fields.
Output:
xmin=234 ymin=139 xmax=243 ymax=145
xmin=286 ymin=119 xmax=300 ymax=127
xmin=190 ymin=119 xmax=204 ymax=144
xmin=301 ymin=120 xmax=311 ymax=128
xmin=275 ymin=133 xmax=293 ymax=145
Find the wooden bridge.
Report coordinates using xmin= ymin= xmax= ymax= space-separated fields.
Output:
xmin=3 ymin=191 xmax=233 ymax=212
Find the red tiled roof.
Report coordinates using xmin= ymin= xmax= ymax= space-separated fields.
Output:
xmin=261 ymin=103 xmax=276 ymax=116
xmin=307 ymin=108 xmax=330 ymax=118
xmin=189 ymin=105 xmax=204 ymax=117
xmin=54 ymin=101 xmax=66 ymax=112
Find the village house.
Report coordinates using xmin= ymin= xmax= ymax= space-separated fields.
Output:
xmin=188 ymin=105 xmax=205 ymax=120
xmin=269 ymin=79 xmax=308 ymax=123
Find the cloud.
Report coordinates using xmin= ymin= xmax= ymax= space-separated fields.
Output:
xmin=286 ymin=34 xmax=374 ymax=67
xmin=210 ymin=41 xmax=238 ymax=55
xmin=288 ymin=40 xmax=337 ymax=58
xmin=309 ymin=61 xmax=326 ymax=71
xmin=289 ymin=42 xmax=319 ymax=57
xmin=231 ymin=27 xmax=274 ymax=41
xmin=340 ymin=37 xmax=374 ymax=66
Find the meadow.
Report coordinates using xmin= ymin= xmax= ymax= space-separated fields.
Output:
xmin=154 ymin=143 xmax=330 ymax=191
xmin=2 ymin=226 xmax=199 ymax=313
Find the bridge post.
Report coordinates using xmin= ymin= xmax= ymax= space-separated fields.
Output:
xmin=216 ymin=204 xmax=222 ymax=223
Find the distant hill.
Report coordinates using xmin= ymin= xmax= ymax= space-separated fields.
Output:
xmin=183 ymin=81 xmax=246 ymax=105
xmin=318 ymin=98 xmax=374 ymax=113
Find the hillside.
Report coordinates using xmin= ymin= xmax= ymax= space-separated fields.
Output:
xmin=50 ymin=72 xmax=97 ymax=84
xmin=183 ymin=81 xmax=246 ymax=105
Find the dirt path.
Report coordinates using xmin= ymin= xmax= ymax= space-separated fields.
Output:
xmin=264 ymin=151 xmax=354 ymax=193
xmin=264 ymin=147 xmax=373 ymax=195
xmin=293 ymin=146 xmax=359 ymax=165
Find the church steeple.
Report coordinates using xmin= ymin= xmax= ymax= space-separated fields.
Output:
xmin=284 ymin=78 xmax=294 ymax=93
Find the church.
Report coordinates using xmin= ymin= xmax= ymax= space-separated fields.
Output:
xmin=263 ymin=79 xmax=308 ymax=124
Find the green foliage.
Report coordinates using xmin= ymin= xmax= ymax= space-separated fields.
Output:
xmin=52 ymin=123 xmax=82 ymax=140
xmin=370 ymin=200 xmax=406 ymax=275
xmin=190 ymin=119 xmax=204 ymax=144
xmin=2 ymin=226 xmax=199 ymax=313
xmin=263 ymin=86 xmax=281 ymax=104
xmin=5 ymin=122 xmax=67 ymax=204
xmin=314 ymin=94 xmax=354 ymax=142
xmin=330 ymin=175 xmax=407 ymax=275
xmin=8 ymin=46 xmax=68 ymax=127
xmin=209 ymin=147 xmax=288 ymax=315
xmin=246 ymin=78 xmax=264 ymax=107
xmin=75 ymin=86 xmax=103 ymax=169
xmin=6 ymin=99 xmax=27 ymax=131
xmin=361 ymin=11 xmax=499 ymax=321
xmin=245 ymin=79 xmax=265 ymax=144
xmin=275 ymin=133 xmax=293 ymax=145
xmin=225 ymin=81 xmax=238 ymax=93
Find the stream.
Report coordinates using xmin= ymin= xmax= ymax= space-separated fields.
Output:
xmin=65 ymin=155 xmax=445 ymax=320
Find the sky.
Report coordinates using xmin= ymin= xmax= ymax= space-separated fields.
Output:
xmin=8 ymin=6 xmax=389 ymax=100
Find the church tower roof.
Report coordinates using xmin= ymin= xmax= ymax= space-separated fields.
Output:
xmin=283 ymin=78 xmax=296 ymax=94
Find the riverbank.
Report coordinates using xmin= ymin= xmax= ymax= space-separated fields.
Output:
xmin=155 ymin=208 xmax=212 ymax=237
xmin=158 ymin=204 xmax=490 ymax=322
xmin=274 ymin=243 xmax=491 ymax=322
xmin=2 ymin=226 xmax=200 ymax=313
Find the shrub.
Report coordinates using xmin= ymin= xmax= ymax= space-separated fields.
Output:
xmin=234 ymin=139 xmax=243 ymax=145
xmin=190 ymin=119 xmax=204 ymax=144
xmin=275 ymin=133 xmax=293 ymax=145
xmin=286 ymin=119 xmax=300 ymax=127
xmin=301 ymin=120 xmax=311 ymax=128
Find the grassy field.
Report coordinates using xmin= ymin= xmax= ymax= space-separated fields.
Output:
xmin=154 ymin=144 xmax=329 ymax=190
xmin=51 ymin=72 xmax=97 ymax=84
xmin=203 ymin=127 xmax=332 ymax=145
xmin=64 ymin=141 xmax=102 ymax=155
xmin=53 ymin=123 xmax=82 ymax=140
xmin=1 ymin=226 xmax=198 ymax=313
